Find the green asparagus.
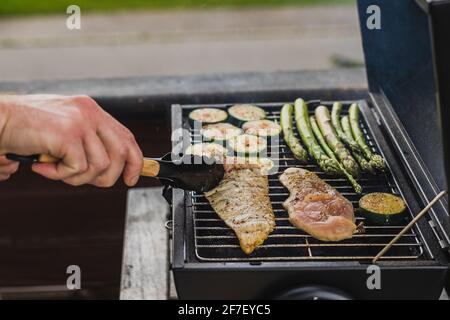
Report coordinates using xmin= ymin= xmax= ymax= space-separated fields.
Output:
xmin=310 ymin=115 xmax=334 ymax=159
xmin=310 ymin=115 xmax=362 ymax=194
xmin=348 ymin=103 xmax=386 ymax=172
xmin=280 ymin=103 xmax=308 ymax=163
xmin=341 ymin=116 xmax=353 ymax=141
xmin=331 ymin=102 xmax=362 ymax=154
xmin=340 ymin=115 xmax=375 ymax=174
xmin=294 ymin=98 xmax=341 ymax=176
xmin=315 ymin=106 xmax=360 ymax=177
xmin=332 ymin=102 xmax=374 ymax=174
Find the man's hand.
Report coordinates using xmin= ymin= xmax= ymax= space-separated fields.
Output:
xmin=0 ymin=94 xmax=143 ymax=187
xmin=0 ymin=155 xmax=19 ymax=181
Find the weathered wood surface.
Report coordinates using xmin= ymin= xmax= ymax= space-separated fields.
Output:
xmin=120 ymin=187 xmax=173 ymax=300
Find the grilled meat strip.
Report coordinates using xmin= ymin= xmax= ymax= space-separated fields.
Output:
xmin=280 ymin=167 xmax=356 ymax=241
xmin=205 ymin=161 xmax=275 ymax=254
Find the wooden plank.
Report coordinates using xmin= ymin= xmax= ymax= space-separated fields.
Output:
xmin=120 ymin=187 xmax=170 ymax=300
xmin=169 ymin=270 xmax=178 ymax=300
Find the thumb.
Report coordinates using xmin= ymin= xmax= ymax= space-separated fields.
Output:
xmin=31 ymin=146 xmax=88 ymax=180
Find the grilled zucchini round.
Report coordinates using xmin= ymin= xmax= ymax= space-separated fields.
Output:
xmin=242 ymin=119 xmax=282 ymax=139
xmin=229 ymin=134 xmax=267 ymax=157
xmin=185 ymin=143 xmax=228 ymax=160
xmin=188 ymin=108 xmax=228 ymax=125
xmin=201 ymin=123 xmax=242 ymax=144
xmin=226 ymin=157 xmax=276 ymax=175
xmin=228 ymin=104 xmax=266 ymax=126
xmin=358 ymin=192 xmax=407 ymax=225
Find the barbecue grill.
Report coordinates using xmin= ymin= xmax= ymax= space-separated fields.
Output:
xmin=163 ymin=0 xmax=450 ymax=299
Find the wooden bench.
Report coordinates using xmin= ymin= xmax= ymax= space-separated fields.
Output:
xmin=120 ymin=187 xmax=176 ymax=300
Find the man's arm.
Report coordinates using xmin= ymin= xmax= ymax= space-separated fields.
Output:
xmin=0 ymin=94 xmax=143 ymax=187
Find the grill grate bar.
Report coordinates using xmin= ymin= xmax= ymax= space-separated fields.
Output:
xmin=194 ymin=201 xmax=365 ymax=207
xmin=191 ymin=191 xmax=387 ymax=198
xmin=196 ymin=234 xmax=418 ymax=239
xmin=196 ymin=243 xmax=422 ymax=248
xmin=193 ymin=225 xmax=418 ymax=231
xmin=194 ymin=255 xmax=421 ymax=262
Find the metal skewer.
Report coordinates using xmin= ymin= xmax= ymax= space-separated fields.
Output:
xmin=372 ymin=190 xmax=447 ymax=263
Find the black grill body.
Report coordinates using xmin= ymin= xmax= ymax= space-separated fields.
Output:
xmin=168 ymin=98 xmax=448 ymax=299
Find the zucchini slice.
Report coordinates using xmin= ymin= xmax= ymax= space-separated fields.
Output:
xmin=358 ymin=193 xmax=407 ymax=225
xmin=228 ymin=104 xmax=266 ymax=125
xmin=201 ymin=123 xmax=242 ymax=143
xmin=242 ymin=120 xmax=282 ymax=138
xmin=188 ymin=108 xmax=228 ymax=124
xmin=185 ymin=143 xmax=228 ymax=160
xmin=229 ymin=134 xmax=267 ymax=156
xmin=225 ymin=157 xmax=276 ymax=175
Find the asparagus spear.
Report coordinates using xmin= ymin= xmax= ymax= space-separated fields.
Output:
xmin=280 ymin=103 xmax=308 ymax=163
xmin=340 ymin=115 xmax=375 ymax=174
xmin=315 ymin=106 xmax=360 ymax=177
xmin=348 ymin=103 xmax=386 ymax=172
xmin=332 ymin=102 xmax=374 ymax=174
xmin=341 ymin=115 xmax=353 ymax=141
xmin=294 ymin=98 xmax=341 ymax=176
xmin=310 ymin=115 xmax=362 ymax=194
xmin=331 ymin=102 xmax=362 ymax=154
xmin=310 ymin=115 xmax=334 ymax=159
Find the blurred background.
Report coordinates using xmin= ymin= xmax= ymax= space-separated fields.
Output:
xmin=0 ymin=0 xmax=362 ymax=82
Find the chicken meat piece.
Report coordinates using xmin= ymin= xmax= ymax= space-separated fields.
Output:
xmin=205 ymin=161 xmax=275 ymax=254
xmin=279 ymin=167 xmax=356 ymax=241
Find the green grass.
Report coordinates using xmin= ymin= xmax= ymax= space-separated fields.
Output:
xmin=0 ymin=0 xmax=354 ymax=17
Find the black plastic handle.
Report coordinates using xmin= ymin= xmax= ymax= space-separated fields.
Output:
xmin=5 ymin=153 xmax=40 ymax=164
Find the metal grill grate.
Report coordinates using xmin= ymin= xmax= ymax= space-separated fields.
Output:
xmin=182 ymin=102 xmax=427 ymax=262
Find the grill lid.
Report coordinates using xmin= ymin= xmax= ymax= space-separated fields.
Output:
xmin=357 ymin=0 xmax=450 ymax=244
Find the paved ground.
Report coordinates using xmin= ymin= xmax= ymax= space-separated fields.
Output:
xmin=0 ymin=5 xmax=363 ymax=82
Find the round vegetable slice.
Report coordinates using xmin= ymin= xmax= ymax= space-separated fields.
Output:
xmin=229 ymin=134 xmax=267 ymax=156
xmin=185 ymin=143 xmax=228 ymax=160
xmin=358 ymin=192 xmax=407 ymax=225
xmin=242 ymin=120 xmax=282 ymax=138
xmin=225 ymin=156 xmax=276 ymax=175
xmin=201 ymin=123 xmax=242 ymax=142
xmin=228 ymin=104 xmax=266 ymax=125
xmin=188 ymin=108 xmax=228 ymax=124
